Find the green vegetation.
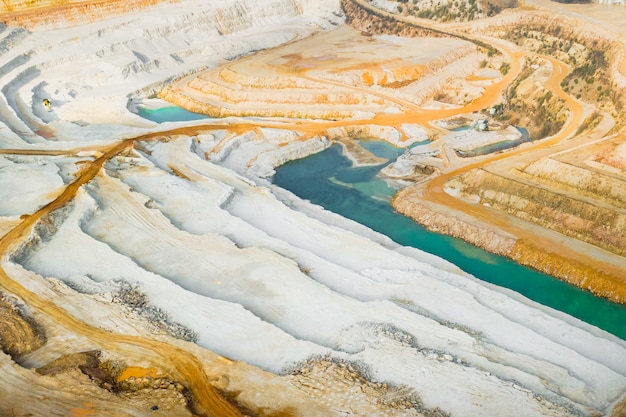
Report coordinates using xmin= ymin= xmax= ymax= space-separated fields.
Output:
xmin=499 ymin=62 xmax=510 ymax=75
xmin=498 ymin=58 xmax=567 ymax=139
xmin=503 ymin=25 xmax=619 ymax=112
xmin=389 ymin=0 xmax=516 ymax=22
xmin=561 ymin=49 xmax=611 ymax=105
xmin=341 ymin=0 xmax=500 ymax=56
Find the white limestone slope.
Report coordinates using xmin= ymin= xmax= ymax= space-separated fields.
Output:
xmin=0 ymin=1 xmax=624 ymax=416
xmin=16 ymin=133 xmax=626 ymax=417
xmin=0 ymin=0 xmax=342 ymax=146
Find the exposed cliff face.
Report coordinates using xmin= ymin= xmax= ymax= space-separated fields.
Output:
xmin=0 ymin=294 xmax=46 ymax=360
xmin=511 ymin=240 xmax=626 ymax=304
xmin=448 ymin=167 xmax=626 ymax=258
xmin=393 ymin=189 xmax=626 ymax=304
xmin=0 ymin=0 xmax=161 ymax=29
xmin=392 ymin=194 xmax=517 ymax=256
xmin=0 ymin=0 xmax=343 ymax=138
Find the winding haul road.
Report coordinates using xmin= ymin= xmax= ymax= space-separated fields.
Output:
xmin=420 ymin=56 xmax=585 ymax=241
xmin=0 ymin=131 xmax=247 ymax=417
xmin=346 ymin=0 xmax=626 ymax=292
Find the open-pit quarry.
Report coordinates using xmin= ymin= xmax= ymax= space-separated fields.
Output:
xmin=0 ymin=0 xmax=625 ymax=416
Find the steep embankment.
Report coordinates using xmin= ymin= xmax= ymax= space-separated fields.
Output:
xmin=0 ymin=294 xmax=46 ymax=360
xmin=0 ymin=0 xmax=342 ymax=142
xmin=0 ymin=0 xmax=161 ymax=28
xmin=159 ymin=25 xmax=481 ymax=119
xmin=450 ymin=161 xmax=626 ymax=257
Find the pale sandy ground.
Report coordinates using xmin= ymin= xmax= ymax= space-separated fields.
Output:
xmin=140 ymin=6 xmax=626 ymax=410
xmin=521 ymin=0 xmax=626 ymax=79
xmin=523 ymin=0 xmax=626 ymax=32
xmin=162 ymin=24 xmax=483 ymax=119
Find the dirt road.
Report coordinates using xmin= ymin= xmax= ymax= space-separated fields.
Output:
xmin=0 ymin=132 xmax=246 ymax=417
xmin=344 ymin=0 xmax=626 ymax=296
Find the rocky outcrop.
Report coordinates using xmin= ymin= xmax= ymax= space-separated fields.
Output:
xmin=392 ymin=189 xmax=626 ymax=304
xmin=286 ymin=356 xmax=451 ymax=417
xmin=0 ymin=294 xmax=45 ymax=361
xmin=511 ymin=240 xmax=626 ymax=303
xmin=392 ymin=193 xmax=517 ymax=256
xmin=0 ymin=0 xmax=161 ymax=29
xmin=447 ymin=167 xmax=626 ymax=257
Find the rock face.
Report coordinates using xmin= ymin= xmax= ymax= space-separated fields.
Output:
xmin=0 ymin=295 xmax=45 ymax=360
xmin=285 ymin=357 xmax=450 ymax=417
xmin=160 ymin=25 xmax=480 ymax=119
xmin=392 ymin=193 xmax=517 ymax=257
xmin=448 ymin=167 xmax=626 ymax=257
xmin=0 ymin=0 xmax=161 ymax=28
xmin=435 ymin=128 xmax=626 ymax=303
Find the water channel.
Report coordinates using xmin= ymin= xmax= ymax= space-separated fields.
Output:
xmin=134 ymin=104 xmax=626 ymax=340
xmin=273 ymin=140 xmax=626 ymax=340
xmin=135 ymin=105 xmax=209 ymax=123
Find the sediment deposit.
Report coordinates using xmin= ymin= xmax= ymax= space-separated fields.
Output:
xmin=161 ymin=25 xmax=481 ymax=119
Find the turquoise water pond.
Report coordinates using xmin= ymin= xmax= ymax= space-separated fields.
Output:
xmin=273 ymin=141 xmax=626 ymax=340
xmin=136 ymin=105 xmax=209 ymax=123
xmin=131 ymin=105 xmax=626 ymax=340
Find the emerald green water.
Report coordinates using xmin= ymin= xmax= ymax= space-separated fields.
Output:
xmin=137 ymin=106 xmax=209 ymax=123
xmin=273 ymin=142 xmax=626 ymax=340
